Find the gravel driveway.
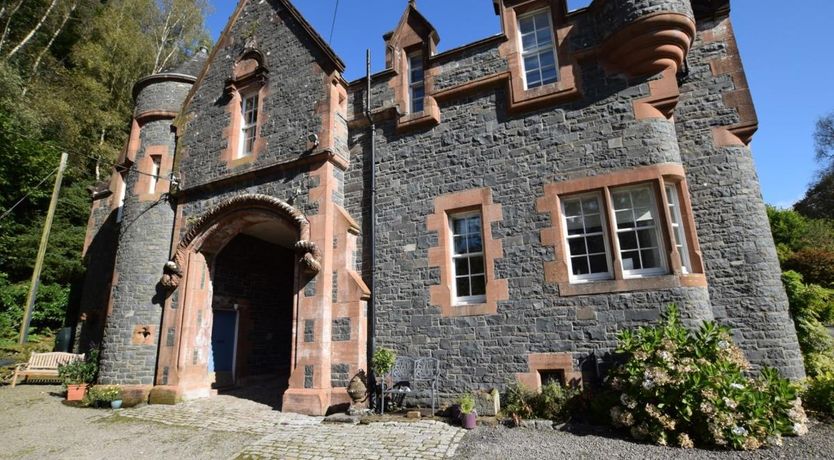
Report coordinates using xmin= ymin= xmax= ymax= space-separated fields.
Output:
xmin=0 ymin=385 xmax=256 ymax=460
xmin=454 ymin=422 xmax=834 ymax=459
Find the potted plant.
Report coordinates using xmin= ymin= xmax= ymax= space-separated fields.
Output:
xmin=371 ymin=348 xmax=396 ymax=413
xmin=58 ymin=350 xmax=98 ymax=402
xmin=459 ymin=393 xmax=477 ymax=429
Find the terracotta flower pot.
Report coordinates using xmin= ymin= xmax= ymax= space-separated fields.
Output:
xmin=66 ymin=384 xmax=88 ymax=401
xmin=462 ymin=411 xmax=477 ymax=430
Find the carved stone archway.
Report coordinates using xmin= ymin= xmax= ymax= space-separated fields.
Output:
xmin=152 ymin=194 xmax=321 ymax=402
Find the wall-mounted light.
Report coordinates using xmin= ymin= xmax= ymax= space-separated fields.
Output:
xmin=308 ymin=133 xmax=319 ymax=148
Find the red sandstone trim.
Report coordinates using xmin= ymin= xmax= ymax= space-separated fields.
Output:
xmin=497 ymin=0 xmax=583 ymax=113
xmin=600 ymin=12 xmax=696 ymax=78
xmin=703 ymin=18 xmax=758 ymax=147
xmin=536 ymin=164 xmax=706 ymax=297
xmin=134 ymin=145 xmax=171 ymax=202
xmin=426 ymin=188 xmax=508 ymax=317
xmin=135 ymin=110 xmax=179 ymax=124
xmin=220 ymin=62 xmax=269 ymax=169
xmin=516 ymin=352 xmax=582 ymax=389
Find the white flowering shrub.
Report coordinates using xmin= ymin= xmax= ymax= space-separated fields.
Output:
xmin=607 ymin=306 xmax=809 ymax=450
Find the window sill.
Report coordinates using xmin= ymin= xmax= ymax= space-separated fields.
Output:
xmin=396 ymin=101 xmax=440 ymax=133
xmin=558 ymin=273 xmax=706 ymax=297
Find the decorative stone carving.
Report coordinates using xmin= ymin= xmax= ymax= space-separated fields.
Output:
xmin=160 ymin=194 xmax=321 ymax=291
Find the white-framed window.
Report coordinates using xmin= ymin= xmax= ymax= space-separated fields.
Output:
xmin=561 ymin=193 xmax=613 ymax=282
xmin=115 ymin=172 xmax=127 ymax=223
xmin=149 ymin=155 xmax=161 ymax=193
xmin=450 ymin=211 xmax=486 ymax=304
xmin=611 ymin=185 xmax=667 ymax=277
xmin=518 ymin=9 xmax=558 ymax=89
xmin=238 ymin=92 xmax=259 ymax=158
xmin=665 ymin=184 xmax=691 ymax=273
xmin=408 ymin=52 xmax=425 ymax=113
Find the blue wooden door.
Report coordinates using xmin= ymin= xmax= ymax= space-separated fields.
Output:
xmin=210 ymin=310 xmax=237 ymax=375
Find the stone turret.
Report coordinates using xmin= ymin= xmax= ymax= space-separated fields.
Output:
xmin=98 ymin=50 xmax=206 ymax=389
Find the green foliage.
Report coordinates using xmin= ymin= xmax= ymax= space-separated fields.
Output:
xmin=607 ymin=305 xmax=808 ymax=450
xmin=782 ymin=271 xmax=834 ymax=376
xmin=458 ymin=393 xmax=476 ymax=415
xmin=502 ymin=381 xmax=578 ymax=423
xmin=371 ymin=348 xmax=396 ymax=376
xmin=804 ymin=373 xmax=834 ymax=418
xmin=83 ymin=385 xmax=121 ymax=407
xmin=784 ymin=248 xmax=834 ymax=288
xmin=57 ymin=348 xmax=98 ymax=386
xmin=0 ymin=0 xmax=212 ymax=340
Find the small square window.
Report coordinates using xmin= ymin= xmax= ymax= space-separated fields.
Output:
xmin=539 ymin=369 xmax=566 ymax=387
xmin=450 ymin=212 xmax=486 ymax=304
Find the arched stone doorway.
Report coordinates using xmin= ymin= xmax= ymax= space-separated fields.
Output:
xmin=152 ymin=195 xmax=321 ymax=406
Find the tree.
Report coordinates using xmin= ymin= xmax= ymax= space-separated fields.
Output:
xmin=151 ymin=0 xmax=210 ymax=73
xmin=797 ymin=113 xmax=834 ymax=219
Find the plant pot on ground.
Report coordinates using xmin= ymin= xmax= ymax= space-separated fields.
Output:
xmin=459 ymin=393 xmax=477 ymax=429
xmin=57 ymin=349 xmax=98 ymax=402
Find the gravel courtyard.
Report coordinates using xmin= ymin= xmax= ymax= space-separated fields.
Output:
xmin=2 ymin=384 xmax=833 ymax=459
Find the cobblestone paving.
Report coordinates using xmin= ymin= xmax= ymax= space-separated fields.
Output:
xmin=118 ymin=395 xmax=322 ymax=435
xmin=238 ymin=421 xmax=466 ymax=460
xmin=117 ymin=395 xmax=466 ymax=459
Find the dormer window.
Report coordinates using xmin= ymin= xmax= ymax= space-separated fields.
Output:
xmin=238 ymin=92 xmax=259 ymax=158
xmin=518 ymin=9 xmax=558 ymax=89
xmin=408 ymin=52 xmax=425 ymax=113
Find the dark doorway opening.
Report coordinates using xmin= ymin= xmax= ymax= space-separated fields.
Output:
xmin=210 ymin=232 xmax=296 ymax=409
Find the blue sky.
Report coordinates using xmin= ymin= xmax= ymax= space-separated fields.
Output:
xmin=206 ymin=1 xmax=834 ymax=208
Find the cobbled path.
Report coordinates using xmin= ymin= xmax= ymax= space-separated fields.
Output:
xmin=117 ymin=395 xmax=466 ymax=459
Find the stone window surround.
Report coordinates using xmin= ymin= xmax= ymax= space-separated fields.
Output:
xmin=392 ymin=43 xmax=441 ymax=132
xmin=497 ymin=0 xmax=581 ymax=113
xmin=516 ymin=352 xmax=582 ymax=390
xmin=221 ymin=51 xmax=269 ymax=169
xmin=537 ymin=163 xmax=706 ymax=297
xmin=427 ymin=188 xmax=508 ymax=317
xmin=133 ymin=145 xmax=172 ymax=202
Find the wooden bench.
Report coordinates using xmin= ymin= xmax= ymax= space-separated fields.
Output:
xmin=11 ymin=352 xmax=84 ymax=387
xmin=380 ymin=356 xmax=440 ymax=415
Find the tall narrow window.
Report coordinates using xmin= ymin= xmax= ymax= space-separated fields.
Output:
xmin=408 ymin=52 xmax=425 ymax=113
xmin=611 ymin=186 xmax=666 ymax=277
xmin=665 ymin=185 xmax=691 ymax=273
xmin=451 ymin=212 xmax=486 ymax=303
xmin=562 ymin=193 xmax=612 ymax=281
xmin=116 ymin=171 xmax=127 ymax=223
xmin=238 ymin=93 xmax=259 ymax=158
xmin=149 ymin=155 xmax=161 ymax=194
xmin=518 ymin=10 xmax=558 ymax=89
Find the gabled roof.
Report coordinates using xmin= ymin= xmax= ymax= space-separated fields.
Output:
xmin=386 ymin=0 xmax=440 ymax=47
xmin=278 ymin=0 xmax=345 ymax=72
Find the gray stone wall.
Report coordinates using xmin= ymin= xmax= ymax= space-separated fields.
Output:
xmin=99 ymin=116 xmax=178 ymax=385
xmin=134 ymin=80 xmax=193 ymax=116
xmin=346 ymin=57 xmax=714 ymax=395
xmin=75 ymin=193 xmax=119 ymax=352
xmin=176 ymin=0 xmax=333 ymax=190
xmin=595 ymin=0 xmax=693 ymax=42
xmin=674 ymin=17 xmax=805 ymax=379
xmin=432 ymin=40 xmax=507 ymax=92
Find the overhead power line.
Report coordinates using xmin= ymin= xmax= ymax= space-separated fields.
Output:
xmin=328 ymin=0 xmax=340 ymax=44
xmin=0 ymin=166 xmax=59 ymax=224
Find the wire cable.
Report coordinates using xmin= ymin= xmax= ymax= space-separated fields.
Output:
xmin=328 ymin=0 xmax=340 ymax=44
xmin=0 ymin=166 xmax=59 ymax=224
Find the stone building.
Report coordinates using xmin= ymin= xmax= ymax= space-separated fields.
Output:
xmin=76 ymin=0 xmax=804 ymax=415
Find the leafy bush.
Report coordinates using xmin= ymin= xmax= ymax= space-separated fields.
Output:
xmin=607 ymin=305 xmax=808 ymax=450
xmin=83 ymin=385 xmax=121 ymax=407
xmin=784 ymin=248 xmax=834 ymax=288
xmin=782 ymin=270 xmax=834 ymax=376
xmin=804 ymin=373 xmax=834 ymax=417
xmin=0 ymin=273 xmax=69 ymax=338
xmin=458 ymin=393 xmax=476 ymax=414
xmin=58 ymin=349 xmax=99 ymax=387
xmin=502 ymin=381 xmax=578 ymax=424
xmin=371 ymin=347 xmax=396 ymax=377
